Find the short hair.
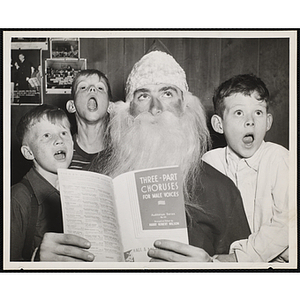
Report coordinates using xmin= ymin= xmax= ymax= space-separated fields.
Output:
xmin=16 ymin=104 xmax=70 ymax=145
xmin=213 ymin=74 xmax=270 ymax=117
xmin=71 ymin=69 xmax=113 ymax=101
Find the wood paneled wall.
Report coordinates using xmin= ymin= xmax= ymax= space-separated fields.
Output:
xmin=11 ymin=37 xmax=290 ymax=184
xmin=81 ymin=37 xmax=289 ymax=149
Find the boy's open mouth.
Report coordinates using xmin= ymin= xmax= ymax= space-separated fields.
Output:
xmin=54 ymin=150 xmax=66 ymax=160
xmin=242 ymin=133 xmax=254 ymax=144
xmin=87 ymin=97 xmax=98 ymax=111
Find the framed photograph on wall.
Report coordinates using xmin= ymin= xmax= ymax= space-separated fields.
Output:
xmin=50 ymin=38 xmax=80 ymax=59
xmin=45 ymin=58 xmax=87 ymax=94
xmin=11 ymin=48 xmax=43 ymax=105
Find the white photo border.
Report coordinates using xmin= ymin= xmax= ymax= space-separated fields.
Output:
xmin=3 ymin=29 xmax=298 ymax=271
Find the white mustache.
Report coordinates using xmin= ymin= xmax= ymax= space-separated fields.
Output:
xmin=128 ymin=110 xmax=181 ymax=128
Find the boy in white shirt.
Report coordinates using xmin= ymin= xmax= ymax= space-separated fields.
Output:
xmin=202 ymin=74 xmax=289 ymax=262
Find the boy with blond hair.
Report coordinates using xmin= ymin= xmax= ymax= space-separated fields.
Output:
xmin=11 ymin=104 xmax=74 ymax=261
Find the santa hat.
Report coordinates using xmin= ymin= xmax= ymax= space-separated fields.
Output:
xmin=125 ymin=50 xmax=188 ymax=103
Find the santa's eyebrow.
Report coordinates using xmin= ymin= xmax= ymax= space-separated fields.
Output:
xmin=134 ymin=88 xmax=151 ymax=95
xmin=159 ymin=86 xmax=179 ymax=93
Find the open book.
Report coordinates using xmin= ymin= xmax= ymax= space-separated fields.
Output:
xmin=58 ymin=166 xmax=188 ymax=262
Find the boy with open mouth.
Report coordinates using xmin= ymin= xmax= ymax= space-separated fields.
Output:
xmin=10 ymin=104 xmax=74 ymax=261
xmin=203 ymin=74 xmax=289 ymax=263
xmin=66 ymin=69 xmax=113 ymax=171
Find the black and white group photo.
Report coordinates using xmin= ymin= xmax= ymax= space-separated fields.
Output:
xmin=2 ymin=30 xmax=297 ymax=271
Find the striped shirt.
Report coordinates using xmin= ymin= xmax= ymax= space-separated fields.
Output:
xmin=69 ymin=136 xmax=101 ymax=171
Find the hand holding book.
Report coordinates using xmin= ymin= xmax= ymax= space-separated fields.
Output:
xmin=57 ymin=166 xmax=189 ymax=262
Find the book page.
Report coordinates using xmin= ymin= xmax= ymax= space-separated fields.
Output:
xmin=58 ymin=169 xmax=124 ymax=262
xmin=113 ymin=166 xmax=188 ymax=262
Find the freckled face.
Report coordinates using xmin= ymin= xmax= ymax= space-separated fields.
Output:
xmin=130 ymin=84 xmax=184 ymax=118
xmin=25 ymin=118 xmax=73 ymax=174
xmin=220 ymin=93 xmax=272 ymax=158
xmin=74 ymin=74 xmax=109 ymax=123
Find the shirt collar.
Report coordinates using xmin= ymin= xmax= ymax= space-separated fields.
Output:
xmin=225 ymin=147 xmax=240 ymax=165
xmin=244 ymin=141 xmax=265 ymax=171
xmin=225 ymin=141 xmax=265 ymax=172
xmin=26 ymin=168 xmax=59 ymax=205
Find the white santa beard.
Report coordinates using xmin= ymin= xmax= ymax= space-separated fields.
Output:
xmin=107 ymin=107 xmax=201 ymax=183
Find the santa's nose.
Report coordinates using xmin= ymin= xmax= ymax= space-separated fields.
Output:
xmin=149 ymin=98 xmax=163 ymax=116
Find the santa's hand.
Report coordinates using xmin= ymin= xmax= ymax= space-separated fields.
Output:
xmin=147 ymin=239 xmax=212 ymax=262
xmin=39 ymin=232 xmax=95 ymax=262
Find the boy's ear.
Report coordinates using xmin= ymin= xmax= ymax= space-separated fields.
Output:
xmin=66 ymin=100 xmax=76 ymax=113
xmin=107 ymin=101 xmax=115 ymax=114
xmin=21 ymin=145 xmax=34 ymax=161
xmin=266 ymin=113 xmax=273 ymax=131
xmin=211 ymin=114 xmax=224 ymax=134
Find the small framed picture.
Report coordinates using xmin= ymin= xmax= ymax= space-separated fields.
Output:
xmin=11 ymin=49 xmax=43 ymax=105
xmin=45 ymin=58 xmax=87 ymax=94
xmin=11 ymin=37 xmax=48 ymax=50
xmin=50 ymin=38 xmax=80 ymax=59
